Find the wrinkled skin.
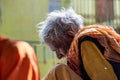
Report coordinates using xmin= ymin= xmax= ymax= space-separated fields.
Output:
xmin=44 ymin=31 xmax=76 ymax=59
xmin=45 ymin=41 xmax=66 ymax=59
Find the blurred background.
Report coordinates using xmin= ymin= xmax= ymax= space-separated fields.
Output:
xmin=0 ymin=0 xmax=120 ymax=78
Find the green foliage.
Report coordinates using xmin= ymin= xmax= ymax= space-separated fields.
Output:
xmin=0 ymin=0 xmax=48 ymax=41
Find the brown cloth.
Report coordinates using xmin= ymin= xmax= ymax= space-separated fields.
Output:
xmin=0 ymin=36 xmax=40 ymax=80
xmin=81 ymin=41 xmax=117 ymax=80
xmin=67 ymin=25 xmax=119 ymax=79
xmin=42 ymin=63 xmax=82 ymax=80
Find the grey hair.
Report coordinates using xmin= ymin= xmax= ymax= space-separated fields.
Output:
xmin=38 ymin=8 xmax=84 ymax=42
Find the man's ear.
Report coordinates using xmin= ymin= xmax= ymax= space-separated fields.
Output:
xmin=67 ymin=31 xmax=75 ymax=38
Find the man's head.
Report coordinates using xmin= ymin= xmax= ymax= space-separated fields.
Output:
xmin=38 ymin=8 xmax=83 ymax=59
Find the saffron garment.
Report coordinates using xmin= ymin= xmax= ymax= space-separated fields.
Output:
xmin=0 ymin=36 xmax=40 ymax=80
xmin=42 ymin=63 xmax=83 ymax=80
xmin=67 ymin=25 xmax=120 ymax=80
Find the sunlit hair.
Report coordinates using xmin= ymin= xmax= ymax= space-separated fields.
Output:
xmin=38 ymin=8 xmax=84 ymax=42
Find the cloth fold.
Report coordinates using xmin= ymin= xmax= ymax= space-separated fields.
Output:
xmin=42 ymin=63 xmax=82 ymax=80
xmin=67 ymin=25 xmax=120 ymax=78
xmin=0 ymin=36 xmax=40 ymax=80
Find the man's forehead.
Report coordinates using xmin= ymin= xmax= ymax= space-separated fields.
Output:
xmin=45 ymin=40 xmax=57 ymax=51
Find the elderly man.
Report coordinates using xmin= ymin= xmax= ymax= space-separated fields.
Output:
xmin=38 ymin=8 xmax=120 ymax=80
xmin=0 ymin=35 xmax=40 ymax=80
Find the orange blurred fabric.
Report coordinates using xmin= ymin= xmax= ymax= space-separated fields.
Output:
xmin=0 ymin=36 xmax=40 ymax=80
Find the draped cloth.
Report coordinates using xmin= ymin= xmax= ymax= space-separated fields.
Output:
xmin=67 ymin=25 xmax=120 ymax=80
xmin=0 ymin=36 xmax=40 ymax=80
xmin=42 ymin=63 xmax=82 ymax=80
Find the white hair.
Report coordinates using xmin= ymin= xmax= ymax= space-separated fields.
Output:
xmin=37 ymin=8 xmax=84 ymax=42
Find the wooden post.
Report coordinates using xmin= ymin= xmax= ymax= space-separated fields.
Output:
xmin=95 ymin=0 xmax=114 ymax=23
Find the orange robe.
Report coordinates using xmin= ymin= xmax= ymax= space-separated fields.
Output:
xmin=67 ymin=25 xmax=120 ymax=79
xmin=0 ymin=36 xmax=40 ymax=80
